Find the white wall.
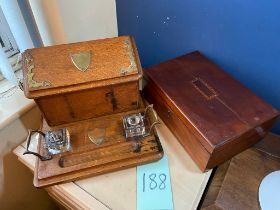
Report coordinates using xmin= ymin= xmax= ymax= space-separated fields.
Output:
xmin=57 ymin=0 xmax=118 ymax=43
xmin=0 ymin=0 xmax=34 ymax=51
xmin=28 ymin=0 xmax=118 ymax=45
xmin=28 ymin=0 xmax=66 ymax=46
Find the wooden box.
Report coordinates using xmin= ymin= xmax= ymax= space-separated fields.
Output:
xmin=22 ymin=36 xmax=142 ymax=126
xmin=143 ymin=51 xmax=279 ymax=172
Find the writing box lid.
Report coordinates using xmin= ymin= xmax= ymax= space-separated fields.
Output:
xmin=144 ymin=51 xmax=279 ymax=152
xmin=22 ymin=36 xmax=142 ymax=98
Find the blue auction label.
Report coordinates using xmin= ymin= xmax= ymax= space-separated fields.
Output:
xmin=137 ymin=155 xmax=174 ymax=210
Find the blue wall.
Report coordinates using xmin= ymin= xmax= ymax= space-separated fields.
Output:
xmin=116 ymin=0 xmax=280 ymax=134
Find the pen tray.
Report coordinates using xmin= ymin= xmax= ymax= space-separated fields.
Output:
xmin=33 ymin=103 xmax=163 ymax=188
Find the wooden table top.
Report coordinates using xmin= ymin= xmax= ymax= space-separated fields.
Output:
xmin=201 ymin=133 xmax=280 ymax=210
xmin=14 ymin=120 xmax=212 ymax=210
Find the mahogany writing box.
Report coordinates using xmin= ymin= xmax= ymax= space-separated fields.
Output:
xmin=143 ymin=51 xmax=279 ymax=171
xmin=22 ymin=36 xmax=142 ymax=126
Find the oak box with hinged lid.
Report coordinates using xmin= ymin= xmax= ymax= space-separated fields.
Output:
xmin=22 ymin=36 xmax=142 ymax=126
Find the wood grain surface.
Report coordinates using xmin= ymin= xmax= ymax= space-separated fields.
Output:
xmin=22 ymin=36 xmax=142 ymax=96
xmin=34 ymin=102 xmax=163 ymax=188
xmin=21 ymin=36 xmax=143 ymax=126
xmin=200 ymin=133 xmax=280 ymax=210
xmin=143 ymin=51 xmax=279 ymax=171
xmin=37 ymin=81 xmax=140 ymax=126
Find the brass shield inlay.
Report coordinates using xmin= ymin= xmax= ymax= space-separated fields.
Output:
xmin=87 ymin=128 xmax=106 ymax=145
xmin=70 ymin=51 xmax=92 ymax=72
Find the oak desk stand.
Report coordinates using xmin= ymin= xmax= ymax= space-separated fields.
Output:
xmin=14 ymin=120 xmax=212 ymax=210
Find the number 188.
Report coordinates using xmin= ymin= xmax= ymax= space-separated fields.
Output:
xmin=142 ymin=173 xmax=167 ymax=192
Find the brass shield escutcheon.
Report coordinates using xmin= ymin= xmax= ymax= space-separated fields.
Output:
xmin=87 ymin=128 xmax=106 ymax=145
xmin=70 ymin=51 xmax=92 ymax=72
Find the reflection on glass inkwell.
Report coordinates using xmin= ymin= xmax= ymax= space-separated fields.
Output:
xmin=44 ymin=129 xmax=71 ymax=155
xmin=23 ymin=128 xmax=71 ymax=161
xmin=123 ymin=104 xmax=160 ymax=141
xmin=123 ymin=113 xmax=147 ymax=139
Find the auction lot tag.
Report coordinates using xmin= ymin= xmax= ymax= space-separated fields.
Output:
xmin=137 ymin=155 xmax=173 ymax=210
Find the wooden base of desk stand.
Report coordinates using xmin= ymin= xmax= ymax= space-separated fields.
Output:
xmin=33 ymin=108 xmax=163 ymax=188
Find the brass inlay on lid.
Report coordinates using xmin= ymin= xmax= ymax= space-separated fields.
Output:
xmin=192 ymin=77 xmax=218 ymax=100
xmin=26 ymin=51 xmax=51 ymax=89
xmin=120 ymin=39 xmax=137 ymax=75
xmin=70 ymin=51 xmax=92 ymax=72
xmin=87 ymin=128 xmax=106 ymax=146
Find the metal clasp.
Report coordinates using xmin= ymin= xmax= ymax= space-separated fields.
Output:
xmin=144 ymin=104 xmax=160 ymax=134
